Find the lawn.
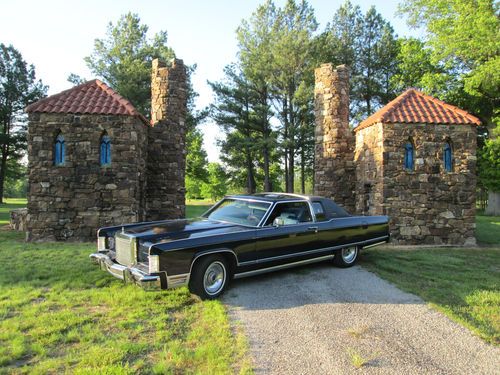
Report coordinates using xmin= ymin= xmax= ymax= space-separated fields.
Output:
xmin=476 ymin=214 xmax=500 ymax=245
xmin=185 ymin=199 xmax=213 ymax=219
xmin=0 ymin=230 xmax=251 ymax=374
xmin=361 ymin=246 xmax=500 ymax=345
xmin=0 ymin=199 xmax=26 ymax=225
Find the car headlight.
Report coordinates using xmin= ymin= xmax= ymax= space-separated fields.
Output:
xmin=149 ymin=255 xmax=160 ymax=274
xmin=107 ymin=236 xmax=115 ymax=250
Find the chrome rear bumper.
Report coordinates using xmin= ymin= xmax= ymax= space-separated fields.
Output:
xmin=90 ymin=252 xmax=162 ymax=290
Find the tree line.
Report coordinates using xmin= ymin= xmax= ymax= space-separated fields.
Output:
xmin=208 ymin=0 xmax=498 ymax=197
xmin=0 ymin=0 xmax=498 ymax=208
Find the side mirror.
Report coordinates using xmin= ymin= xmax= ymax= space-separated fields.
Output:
xmin=273 ymin=217 xmax=285 ymax=227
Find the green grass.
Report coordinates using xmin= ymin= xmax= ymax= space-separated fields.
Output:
xmin=476 ymin=214 xmax=500 ymax=245
xmin=185 ymin=199 xmax=214 ymax=219
xmin=0 ymin=231 xmax=251 ymax=374
xmin=360 ymin=247 xmax=500 ymax=345
xmin=0 ymin=199 xmax=27 ymax=225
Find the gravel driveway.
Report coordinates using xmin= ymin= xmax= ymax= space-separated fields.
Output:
xmin=223 ymin=263 xmax=499 ymax=374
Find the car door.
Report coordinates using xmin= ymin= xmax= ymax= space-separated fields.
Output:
xmin=254 ymin=201 xmax=321 ymax=265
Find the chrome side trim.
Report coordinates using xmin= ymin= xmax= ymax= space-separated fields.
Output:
xmin=189 ymin=249 xmax=239 ymax=273
xmin=237 ymin=235 xmax=390 ymax=266
xmin=234 ymin=254 xmax=334 ymax=279
xmin=167 ymin=273 xmax=190 ymax=288
xmin=361 ymin=240 xmax=388 ymax=249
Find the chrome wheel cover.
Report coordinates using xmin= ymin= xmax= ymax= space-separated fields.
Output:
xmin=203 ymin=261 xmax=226 ymax=295
xmin=341 ymin=246 xmax=358 ymax=263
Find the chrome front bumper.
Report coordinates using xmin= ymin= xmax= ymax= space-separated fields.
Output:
xmin=90 ymin=251 xmax=162 ymax=290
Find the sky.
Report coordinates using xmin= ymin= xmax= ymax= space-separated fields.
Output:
xmin=1 ymin=0 xmax=414 ymax=161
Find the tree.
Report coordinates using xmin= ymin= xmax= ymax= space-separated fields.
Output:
xmin=185 ymin=128 xmax=209 ymax=199
xmin=269 ymin=0 xmax=318 ymax=192
xmin=399 ymin=0 xmax=499 ymax=123
xmin=83 ymin=12 xmax=175 ymax=116
xmin=237 ymin=0 xmax=277 ymax=191
xmin=478 ymin=127 xmax=500 ymax=215
xmin=201 ymin=163 xmax=228 ymax=201
xmin=322 ymin=2 xmax=399 ymax=121
xmin=209 ymin=64 xmax=261 ymax=194
xmin=0 ymin=44 xmax=47 ymax=203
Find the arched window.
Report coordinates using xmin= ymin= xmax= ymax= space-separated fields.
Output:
xmin=444 ymin=142 xmax=453 ymax=172
xmin=100 ymin=133 xmax=111 ymax=166
xmin=54 ymin=133 xmax=65 ymax=165
xmin=404 ymin=141 xmax=414 ymax=170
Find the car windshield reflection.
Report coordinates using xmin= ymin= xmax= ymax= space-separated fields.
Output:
xmin=205 ymin=199 xmax=271 ymax=226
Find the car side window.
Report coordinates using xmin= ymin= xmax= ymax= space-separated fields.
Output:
xmin=265 ymin=201 xmax=313 ymax=226
xmin=312 ymin=202 xmax=328 ymax=221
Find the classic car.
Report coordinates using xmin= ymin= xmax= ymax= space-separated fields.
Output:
xmin=90 ymin=193 xmax=389 ymax=299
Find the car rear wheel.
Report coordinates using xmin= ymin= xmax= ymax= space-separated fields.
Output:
xmin=333 ymin=245 xmax=359 ymax=268
xmin=189 ymin=255 xmax=229 ymax=299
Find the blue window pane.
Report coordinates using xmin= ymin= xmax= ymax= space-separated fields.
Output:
xmin=404 ymin=142 xmax=414 ymax=170
xmin=54 ymin=134 xmax=65 ymax=165
xmin=444 ymin=143 xmax=452 ymax=172
xmin=100 ymin=135 xmax=111 ymax=165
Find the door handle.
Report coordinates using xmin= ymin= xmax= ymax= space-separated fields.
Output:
xmin=308 ymin=226 xmax=319 ymax=233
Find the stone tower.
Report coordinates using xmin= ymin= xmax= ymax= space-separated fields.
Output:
xmin=313 ymin=64 xmax=355 ymax=212
xmin=146 ymin=58 xmax=187 ymax=220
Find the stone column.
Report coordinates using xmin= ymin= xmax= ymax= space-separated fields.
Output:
xmin=314 ymin=64 xmax=355 ymax=212
xmin=146 ymin=58 xmax=187 ymax=220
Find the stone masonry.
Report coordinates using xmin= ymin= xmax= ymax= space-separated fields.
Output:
xmin=377 ymin=123 xmax=477 ymax=245
xmin=26 ymin=58 xmax=187 ymax=241
xmin=146 ymin=58 xmax=187 ymax=221
xmin=314 ymin=64 xmax=356 ymax=213
xmin=315 ymin=65 xmax=479 ymax=245
xmin=26 ymin=113 xmax=148 ymax=241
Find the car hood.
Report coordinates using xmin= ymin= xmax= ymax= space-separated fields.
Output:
xmin=122 ymin=217 xmax=253 ymax=243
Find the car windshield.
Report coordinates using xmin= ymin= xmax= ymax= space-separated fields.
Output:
xmin=205 ymin=199 xmax=271 ymax=226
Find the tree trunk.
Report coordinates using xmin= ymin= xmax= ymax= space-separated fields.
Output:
xmin=485 ymin=191 xmax=500 ymax=216
xmin=287 ymin=93 xmax=295 ymax=193
xmin=0 ymin=117 xmax=9 ymax=204
xmin=287 ymin=147 xmax=294 ymax=193
xmin=245 ymin=147 xmax=256 ymax=194
xmin=300 ymin=147 xmax=305 ymax=194
xmin=263 ymin=144 xmax=271 ymax=191
xmin=283 ymin=98 xmax=289 ymax=193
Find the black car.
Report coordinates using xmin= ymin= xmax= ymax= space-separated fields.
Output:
xmin=91 ymin=193 xmax=389 ymax=299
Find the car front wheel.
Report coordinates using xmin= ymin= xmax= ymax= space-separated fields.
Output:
xmin=333 ymin=245 xmax=359 ymax=268
xmin=189 ymin=255 xmax=229 ymax=299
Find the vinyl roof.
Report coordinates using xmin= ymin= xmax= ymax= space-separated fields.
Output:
xmin=227 ymin=193 xmax=320 ymax=202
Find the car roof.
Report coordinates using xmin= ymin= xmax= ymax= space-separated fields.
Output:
xmin=226 ymin=193 xmax=324 ymax=203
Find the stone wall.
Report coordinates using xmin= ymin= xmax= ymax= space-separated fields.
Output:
xmin=354 ymin=123 xmax=385 ymax=216
xmin=10 ymin=208 xmax=28 ymax=231
xmin=382 ymin=123 xmax=477 ymax=245
xmin=314 ymin=64 xmax=356 ymax=213
xmin=146 ymin=58 xmax=187 ymax=220
xmin=27 ymin=113 xmax=148 ymax=241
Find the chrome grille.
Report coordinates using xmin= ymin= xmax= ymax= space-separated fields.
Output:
xmin=115 ymin=234 xmax=137 ymax=266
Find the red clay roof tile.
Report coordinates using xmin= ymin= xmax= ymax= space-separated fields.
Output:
xmin=355 ymin=88 xmax=481 ymax=132
xmin=25 ymin=79 xmax=149 ymax=125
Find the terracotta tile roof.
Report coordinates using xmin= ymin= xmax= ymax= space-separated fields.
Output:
xmin=354 ymin=88 xmax=481 ymax=132
xmin=26 ymin=79 xmax=149 ymax=125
